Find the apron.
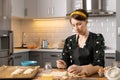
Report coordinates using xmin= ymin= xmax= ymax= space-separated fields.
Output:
xmin=72 ymin=46 xmax=90 ymax=65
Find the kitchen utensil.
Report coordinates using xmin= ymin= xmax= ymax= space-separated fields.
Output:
xmin=105 ymin=66 xmax=120 ymax=80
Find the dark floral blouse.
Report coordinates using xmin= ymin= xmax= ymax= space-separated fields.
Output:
xmin=61 ymin=32 xmax=105 ymax=68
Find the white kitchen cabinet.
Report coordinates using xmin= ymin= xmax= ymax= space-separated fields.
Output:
xmin=0 ymin=0 xmax=2 ymax=28
xmin=0 ymin=0 xmax=11 ymax=30
xmin=24 ymin=0 xmax=38 ymax=18
xmin=38 ymin=0 xmax=72 ymax=18
xmin=11 ymin=0 xmax=24 ymax=18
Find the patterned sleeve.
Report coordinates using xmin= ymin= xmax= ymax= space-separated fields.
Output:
xmin=61 ymin=38 xmax=73 ymax=67
xmin=92 ymin=34 xmax=105 ymax=67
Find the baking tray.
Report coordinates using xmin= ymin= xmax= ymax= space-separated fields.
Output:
xmin=0 ymin=66 xmax=40 ymax=80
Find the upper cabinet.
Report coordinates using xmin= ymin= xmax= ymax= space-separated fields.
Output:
xmin=11 ymin=0 xmax=72 ymax=18
xmin=11 ymin=0 xmax=24 ymax=18
xmin=37 ymin=0 xmax=72 ymax=18
xmin=24 ymin=0 xmax=38 ymax=18
xmin=0 ymin=0 xmax=11 ymax=30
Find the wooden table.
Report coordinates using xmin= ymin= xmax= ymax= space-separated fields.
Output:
xmin=33 ymin=69 xmax=108 ymax=80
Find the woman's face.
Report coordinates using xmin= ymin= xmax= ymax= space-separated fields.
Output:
xmin=71 ymin=18 xmax=88 ymax=35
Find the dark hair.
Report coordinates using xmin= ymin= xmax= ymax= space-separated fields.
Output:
xmin=70 ymin=9 xmax=88 ymax=21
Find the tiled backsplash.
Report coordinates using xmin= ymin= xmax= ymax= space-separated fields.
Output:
xmin=88 ymin=17 xmax=116 ymax=49
xmin=12 ymin=16 xmax=116 ymax=49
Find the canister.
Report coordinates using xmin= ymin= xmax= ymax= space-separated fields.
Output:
xmin=42 ymin=40 xmax=48 ymax=48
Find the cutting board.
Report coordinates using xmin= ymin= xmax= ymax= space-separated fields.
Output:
xmin=0 ymin=66 xmax=40 ymax=80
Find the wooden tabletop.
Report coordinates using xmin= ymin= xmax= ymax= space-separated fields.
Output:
xmin=33 ymin=69 xmax=108 ymax=80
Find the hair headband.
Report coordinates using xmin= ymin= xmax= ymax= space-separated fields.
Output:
xmin=70 ymin=11 xmax=87 ymax=18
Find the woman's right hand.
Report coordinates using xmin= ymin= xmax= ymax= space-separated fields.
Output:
xmin=56 ymin=60 xmax=67 ymax=69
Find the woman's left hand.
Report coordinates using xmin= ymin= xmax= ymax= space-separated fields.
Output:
xmin=67 ymin=64 xmax=83 ymax=75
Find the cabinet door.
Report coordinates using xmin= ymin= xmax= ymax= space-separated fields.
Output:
xmin=29 ymin=51 xmax=43 ymax=67
xmin=105 ymin=53 xmax=116 ymax=67
xmin=13 ymin=52 xmax=29 ymax=66
xmin=52 ymin=0 xmax=72 ymax=17
xmin=52 ymin=0 xmax=66 ymax=17
xmin=0 ymin=0 xmax=11 ymax=30
xmin=24 ymin=0 xmax=38 ymax=18
xmin=11 ymin=0 xmax=24 ymax=18
xmin=0 ymin=0 xmax=2 ymax=28
xmin=38 ymin=0 xmax=51 ymax=18
xmin=38 ymin=0 xmax=72 ymax=18
xmin=43 ymin=52 xmax=61 ymax=68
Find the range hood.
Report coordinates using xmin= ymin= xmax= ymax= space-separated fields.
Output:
xmin=81 ymin=0 xmax=116 ymax=16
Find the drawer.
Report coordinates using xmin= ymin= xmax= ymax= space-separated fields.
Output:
xmin=43 ymin=52 xmax=61 ymax=59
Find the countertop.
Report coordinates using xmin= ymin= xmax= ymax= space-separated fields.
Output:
xmin=13 ymin=48 xmax=116 ymax=54
xmin=14 ymin=48 xmax=63 ymax=53
xmin=33 ymin=69 xmax=108 ymax=80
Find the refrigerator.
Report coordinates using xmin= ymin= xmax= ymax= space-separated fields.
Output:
xmin=0 ymin=30 xmax=13 ymax=66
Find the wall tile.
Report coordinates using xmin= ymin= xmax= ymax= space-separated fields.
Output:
xmin=12 ymin=16 xmax=116 ymax=49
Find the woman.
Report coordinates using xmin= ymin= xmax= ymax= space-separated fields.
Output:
xmin=56 ymin=9 xmax=105 ymax=76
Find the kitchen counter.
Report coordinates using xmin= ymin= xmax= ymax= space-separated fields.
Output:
xmin=0 ymin=66 xmax=108 ymax=80
xmin=14 ymin=48 xmax=116 ymax=54
xmin=14 ymin=49 xmax=30 ymax=53
xmin=105 ymin=48 xmax=116 ymax=53
xmin=31 ymin=48 xmax=63 ymax=52
xmin=14 ymin=48 xmax=62 ymax=54
xmin=33 ymin=69 xmax=108 ymax=80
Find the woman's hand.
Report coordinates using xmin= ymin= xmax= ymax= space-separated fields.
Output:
xmin=67 ymin=64 xmax=101 ymax=76
xmin=56 ymin=60 xmax=67 ymax=69
xmin=67 ymin=65 xmax=84 ymax=75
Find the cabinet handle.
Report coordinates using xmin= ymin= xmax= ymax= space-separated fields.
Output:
xmin=51 ymin=8 xmax=54 ymax=15
xmin=48 ymin=8 xmax=50 ymax=15
xmin=50 ymin=55 xmax=58 ymax=57
xmin=105 ymin=57 xmax=115 ymax=59
xmin=24 ymin=8 xmax=27 ymax=16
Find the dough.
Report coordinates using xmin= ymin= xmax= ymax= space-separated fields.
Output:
xmin=11 ymin=68 xmax=24 ymax=75
xmin=23 ymin=68 xmax=34 ymax=74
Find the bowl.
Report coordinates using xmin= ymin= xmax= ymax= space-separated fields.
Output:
xmin=105 ymin=66 xmax=120 ymax=80
xmin=21 ymin=61 xmax=38 ymax=66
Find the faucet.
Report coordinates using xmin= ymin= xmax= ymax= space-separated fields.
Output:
xmin=21 ymin=32 xmax=26 ymax=48
xmin=21 ymin=43 xmax=26 ymax=48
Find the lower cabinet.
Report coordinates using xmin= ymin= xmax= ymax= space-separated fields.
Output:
xmin=13 ymin=52 xmax=29 ymax=66
xmin=105 ymin=53 xmax=116 ymax=67
xmin=43 ymin=52 xmax=61 ymax=68
xmin=29 ymin=51 xmax=43 ymax=67
xmin=29 ymin=51 xmax=62 ymax=68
